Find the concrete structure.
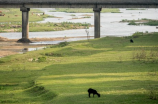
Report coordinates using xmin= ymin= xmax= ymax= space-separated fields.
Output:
xmin=93 ymin=8 xmax=102 ymax=38
xmin=18 ymin=7 xmax=31 ymax=42
xmin=0 ymin=0 xmax=158 ymax=42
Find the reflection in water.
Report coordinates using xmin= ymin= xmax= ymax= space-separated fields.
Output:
xmin=21 ymin=47 xmax=46 ymax=53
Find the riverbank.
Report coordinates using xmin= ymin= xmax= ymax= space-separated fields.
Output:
xmin=0 ymin=22 xmax=91 ymax=32
xmin=0 ymin=36 xmax=92 ymax=58
xmin=0 ymin=8 xmax=92 ymax=33
xmin=0 ymin=36 xmax=64 ymax=58
xmin=120 ymin=18 xmax=158 ymax=26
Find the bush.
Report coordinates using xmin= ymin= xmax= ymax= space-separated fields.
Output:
xmin=45 ymin=52 xmax=62 ymax=57
xmin=144 ymin=20 xmax=158 ymax=26
xmin=38 ymin=57 xmax=46 ymax=62
xmin=0 ymin=60 xmax=5 ymax=63
xmin=128 ymin=21 xmax=137 ymax=25
xmin=58 ymin=42 xmax=69 ymax=47
xmin=132 ymin=32 xmax=144 ymax=38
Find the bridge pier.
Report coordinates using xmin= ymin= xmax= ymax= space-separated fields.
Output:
xmin=93 ymin=8 xmax=102 ymax=38
xmin=17 ymin=7 xmax=31 ymax=43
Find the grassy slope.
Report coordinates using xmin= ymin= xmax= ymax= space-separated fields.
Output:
xmin=0 ymin=33 xmax=158 ymax=104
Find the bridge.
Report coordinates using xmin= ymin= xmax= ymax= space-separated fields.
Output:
xmin=0 ymin=0 xmax=158 ymax=42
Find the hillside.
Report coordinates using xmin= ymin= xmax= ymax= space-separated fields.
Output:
xmin=0 ymin=32 xmax=158 ymax=104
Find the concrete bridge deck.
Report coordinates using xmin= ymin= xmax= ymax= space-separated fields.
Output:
xmin=0 ymin=0 xmax=158 ymax=8
xmin=0 ymin=0 xmax=158 ymax=42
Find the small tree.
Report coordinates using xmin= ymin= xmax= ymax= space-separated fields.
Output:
xmin=85 ymin=27 xmax=90 ymax=41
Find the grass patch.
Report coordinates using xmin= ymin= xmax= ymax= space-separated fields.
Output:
xmin=121 ymin=18 xmax=158 ymax=26
xmin=126 ymin=8 xmax=146 ymax=10
xmin=0 ymin=22 xmax=91 ymax=32
xmin=0 ymin=32 xmax=158 ymax=103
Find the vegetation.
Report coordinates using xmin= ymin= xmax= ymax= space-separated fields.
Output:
xmin=121 ymin=18 xmax=158 ymax=26
xmin=0 ymin=22 xmax=91 ymax=32
xmin=0 ymin=8 xmax=91 ymax=32
xmin=126 ymin=8 xmax=146 ymax=10
xmin=50 ymin=8 xmax=121 ymax=13
xmin=0 ymin=32 xmax=158 ymax=103
xmin=0 ymin=8 xmax=52 ymax=22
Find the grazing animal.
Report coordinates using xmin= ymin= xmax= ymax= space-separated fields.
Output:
xmin=130 ymin=39 xmax=134 ymax=43
xmin=88 ymin=88 xmax=100 ymax=98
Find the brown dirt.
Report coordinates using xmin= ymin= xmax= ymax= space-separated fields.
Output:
xmin=0 ymin=36 xmax=91 ymax=58
xmin=0 ymin=41 xmax=47 ymax=58
xmin=0 ymin=36 xmax=66 ymax=57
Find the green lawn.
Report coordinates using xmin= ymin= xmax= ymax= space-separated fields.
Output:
xmin=0 ymin=32 xmax=158 ymax=104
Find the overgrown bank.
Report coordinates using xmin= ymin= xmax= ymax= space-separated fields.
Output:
xmin=0 ymin=32 xmax=158 ymax=103
xmin=0 ymin=22 xmax=91 ymax=32
xmin=121 ymin=18 xmax=158 ymax=26
xmin=0 ymin=8 xmax=91 ymax=32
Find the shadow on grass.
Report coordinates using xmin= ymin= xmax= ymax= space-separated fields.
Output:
xmin=45 ymin=47 xmax=107 ymax=57
xmin=0 ymin=70 xmax=58 ymax=103
xmin=0 ymin=78 xmax=57 ymax=103
xmin=51 ymin=93 xmax=157 ymax=104
xmin=43 ymin=60 xmax=158 ymax=75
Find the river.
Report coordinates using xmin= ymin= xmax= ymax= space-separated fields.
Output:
xmin=0 ymin=8 xmax=158 ymax=44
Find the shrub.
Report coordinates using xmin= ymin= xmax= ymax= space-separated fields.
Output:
xmin=132 ymin=32 xmax=144 ymax=38
xmin=0 ymin=60 xmax=5 ymax=63
xmin=45 ymin=52 xmax=62 ymax=57
xmin=58 ymin=42 xmax=69 ymax=47
xmin=144 ymin=20 xmax=158 ymax=26
xmin=38 ymin=56 xmax=46 ymax=62
xmin=128 ymin=21 xmax=137 ymax=25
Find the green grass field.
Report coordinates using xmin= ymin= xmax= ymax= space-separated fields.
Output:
xmin=0 ymin=32 xmax=158 ymax=104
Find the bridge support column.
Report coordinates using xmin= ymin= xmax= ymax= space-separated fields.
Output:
xmin=18 ymin=7 xmax=31 ymax=43
xmin=93 ymin=8 xmax=102 ymax=38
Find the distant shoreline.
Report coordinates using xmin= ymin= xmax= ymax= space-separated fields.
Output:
xmin=0 ymin=36 xmax=92 ymax=42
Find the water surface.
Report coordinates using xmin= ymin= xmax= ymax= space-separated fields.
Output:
xmin=0 ymin=8 xmax=158 ymax=40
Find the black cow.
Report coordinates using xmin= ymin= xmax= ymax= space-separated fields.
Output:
xmin=88 ymin=88 xmax=100 ymax=98
xmin=130 ymin=39 xmax=134 ymax=43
